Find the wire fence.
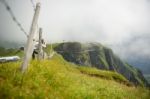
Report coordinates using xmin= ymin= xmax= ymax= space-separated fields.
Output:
xmin=0 ymin=0 xmax=29 ymax=37
xmin=0 ymin=0 xmax=101 ymax=54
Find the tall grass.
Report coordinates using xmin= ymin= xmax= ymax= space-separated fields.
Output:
xmin=0 ymin=54 xmax=149 ymax=99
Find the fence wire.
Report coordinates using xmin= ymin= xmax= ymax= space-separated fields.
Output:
xmin=0 ymin=0 xmax=28 ymax=37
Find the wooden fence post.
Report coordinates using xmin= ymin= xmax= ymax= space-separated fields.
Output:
xmin=38 ymin=28 xmax=43 ymax=60
xmin=21 ymin=3 xmax=41 ymax=73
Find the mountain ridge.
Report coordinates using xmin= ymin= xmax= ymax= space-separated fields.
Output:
xmin=54 ymin=42 xmax=149 ymax=87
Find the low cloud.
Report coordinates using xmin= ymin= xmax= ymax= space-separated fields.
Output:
xmin=0 ymin=0 xmax=150 ymax=60
xmin=111 ymin=34 xmax=150 ymax=60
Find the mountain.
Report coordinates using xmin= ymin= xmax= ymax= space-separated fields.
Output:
xmin=0 ymin=47 xmax=23 ymax=57
xmin=0 ymin=40 xmax=24 ymax=48
xmin=127 ymin=58 xmax=150 ymax=84
xmin=127 ymin=57 xmax=150 ymax=75
xmin=54 ymin=42 xmax=149 ymax=87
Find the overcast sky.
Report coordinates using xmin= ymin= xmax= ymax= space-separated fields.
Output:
xmin=0 ymin=0 xmax=150 ymax=60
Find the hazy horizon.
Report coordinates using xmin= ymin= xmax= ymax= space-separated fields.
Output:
xmin=0 ymin=0 xmax=150 ymax=60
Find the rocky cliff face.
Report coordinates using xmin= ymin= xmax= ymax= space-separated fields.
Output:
xmin=54 ymin=42 xmax=149 ymax=87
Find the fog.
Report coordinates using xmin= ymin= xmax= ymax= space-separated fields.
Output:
xmin=0 ymin=0 xmax=150 ymax=60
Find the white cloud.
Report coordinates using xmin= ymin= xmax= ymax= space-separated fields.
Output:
xmin=38 ymin=0 xmax=150 ymax=44
xmin=0 ymin=0 xmax=150 ymax=59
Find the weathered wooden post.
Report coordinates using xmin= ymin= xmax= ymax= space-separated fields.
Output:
xmin=38 ymin=28 xmax=43 ymax=60
xmin=21 ymin=2 xmax=41 ymax=73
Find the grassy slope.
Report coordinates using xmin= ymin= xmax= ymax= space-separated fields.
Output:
xmin=0 ymin=54 xmax=150 ymax=99
xmin=0 ymin=47 xmax=23 ymax=57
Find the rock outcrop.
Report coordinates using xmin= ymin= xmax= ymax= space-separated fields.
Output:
xmin=54 ymin=42 xmax=149 ymax=87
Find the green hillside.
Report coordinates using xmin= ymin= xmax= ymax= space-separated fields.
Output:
xmin=0 ymin=47 xmax=23 ymax=57
xmin=54 ymin=42 xmax=149 ymax=87
xmin=0 ymin=53 xmax=149 ymax=99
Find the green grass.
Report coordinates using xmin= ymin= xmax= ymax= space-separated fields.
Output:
xmin=0 ymin=47 xmax=23 ymax=57
xmin=0 ymin=54 xmax=150 ymax=99
xmin=76 ymin=66 xmax=132 ymax=86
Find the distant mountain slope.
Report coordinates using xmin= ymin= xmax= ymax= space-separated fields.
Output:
xmin=144 ymin=75 xmax=150 ymax=84
xmin=127 ymin=57 xmax=150 ymax=75
xmin=0 ymin=47 xmax=23 ymax=57
xmin=0 ymin=40 xmax=24 ymax=48
xmin=54 ymin=42 xmax=149 ymax=87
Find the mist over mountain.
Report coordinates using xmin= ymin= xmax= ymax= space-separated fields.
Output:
xmin=0 ymin=0 xmax=150 ymax=98
xmin=110 ymin=35 xmax=150 ymax=76
xmin=54 ymin=42 xmax=149 ymax=87
xmin=0 ymin=0 xmax=150 ymax=73
xmin=127 ymin=57 xmax=150 ymax=75
xmin=0 ymin=40 xmax=25 ymax=48
xmin=0 ymin=39 xmax=149 ymax=76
